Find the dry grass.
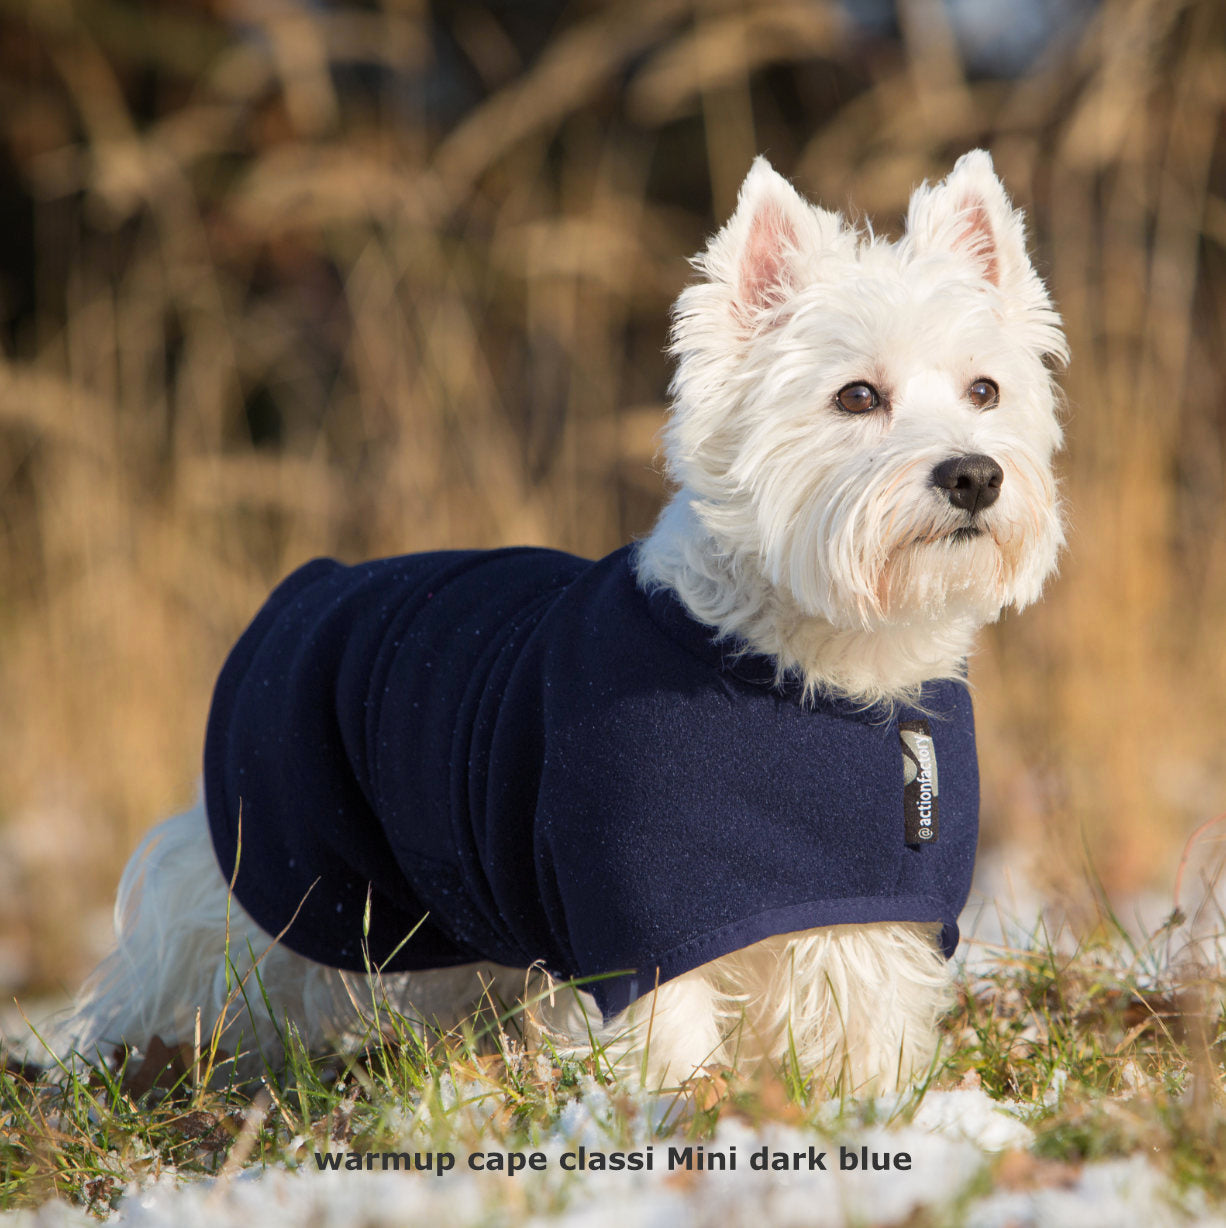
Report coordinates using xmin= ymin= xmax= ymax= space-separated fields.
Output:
xmin=4 ymin=915 xmax=1226 ymax=1215
xmin=0 ymin=0 xmax=1224 ymax=998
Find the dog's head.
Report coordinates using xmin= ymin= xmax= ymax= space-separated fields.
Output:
xmin=664 ymin=151 xmax=1066 ymax=635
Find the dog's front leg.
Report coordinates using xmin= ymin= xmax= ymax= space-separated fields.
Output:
xmin=527 ymin=968 xmax=730 ymax=1087
xmin=716 ymin=923 xmax=954 ymax=1094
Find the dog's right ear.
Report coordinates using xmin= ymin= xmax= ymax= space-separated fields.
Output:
xmin=696 ymin=159 xmax=839 ymax=324
xmin=728 ymin=159 xmax=809 ymax=314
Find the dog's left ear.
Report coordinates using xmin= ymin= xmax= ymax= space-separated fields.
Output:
xmin=905 ymin=150 xmax=1067 ymax=362
xmin=905 ymin=150 xmax=1034 ymax=294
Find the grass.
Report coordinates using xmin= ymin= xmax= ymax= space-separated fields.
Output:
xmin=3 ymin=905 xmax=1225 ymax=1218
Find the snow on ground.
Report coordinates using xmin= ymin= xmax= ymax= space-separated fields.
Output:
xmin=6 ymin=852 xmax=1224 ymax=1225
xmin=2 ymin=1085 xmax=1221 ymax=1228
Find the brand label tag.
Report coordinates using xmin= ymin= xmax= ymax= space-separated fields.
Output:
xmin=900 ymin=719 xmax=939 ymax=844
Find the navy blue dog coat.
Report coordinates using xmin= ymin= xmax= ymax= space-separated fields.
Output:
xmin=204 ymin=545 xmax=979 ymax=1019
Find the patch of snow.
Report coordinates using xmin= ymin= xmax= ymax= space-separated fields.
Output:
xmin=3 ymin=1088 xmax=1222 ymax=1228
xmin=910 ymin=1088 xmax=1033 ymax=1151
xmin=966 ymin=1154 xmax=1226 ymax=1228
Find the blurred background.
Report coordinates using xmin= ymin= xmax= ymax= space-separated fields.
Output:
xmin=0 ymin=0 xmax=1223 ymax=1004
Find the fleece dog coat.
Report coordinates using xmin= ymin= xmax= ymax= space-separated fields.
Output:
xmin=204 ymin=546 xmax=979 ymax=1020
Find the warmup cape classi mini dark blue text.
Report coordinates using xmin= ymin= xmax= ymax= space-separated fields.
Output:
xmin=203 ymin=545 xmax=980 ymax=1020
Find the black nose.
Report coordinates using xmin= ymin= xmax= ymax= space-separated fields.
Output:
xmin=932 ymin=454 xmax=1004 ymax=515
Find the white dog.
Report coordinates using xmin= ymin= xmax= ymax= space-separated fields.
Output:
xmin=64 ymin=150 xmax=1065 ymax=1094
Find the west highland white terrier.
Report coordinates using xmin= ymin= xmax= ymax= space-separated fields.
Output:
xmin=64 ymin=150 xmax=1066 ymax=1093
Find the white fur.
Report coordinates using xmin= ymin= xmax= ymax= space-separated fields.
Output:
xmin=640 ymin=150 xmax=1065 ymax=705
xmin=62 ymin=151 xmax=1065 ymax=1094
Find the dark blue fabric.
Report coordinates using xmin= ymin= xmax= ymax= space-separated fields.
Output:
xmin=204 ymin=545 xmax=980 ymax=1020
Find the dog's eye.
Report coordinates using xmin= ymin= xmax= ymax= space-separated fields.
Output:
xmin=968 ymin=378 xmax=999 ymax=409
xmin=835 ymin=382 xmax=881 ymax=414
